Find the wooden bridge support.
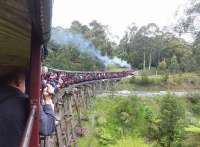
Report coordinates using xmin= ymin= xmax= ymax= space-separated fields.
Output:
xmin=41 ymin=79 xmax=120 ymax=147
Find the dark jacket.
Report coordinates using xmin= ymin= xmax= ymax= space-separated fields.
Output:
xmin=0 ymin=85 xmax=28 ymax=147
xmin=40 ymin=103 xmax=56 ymax=136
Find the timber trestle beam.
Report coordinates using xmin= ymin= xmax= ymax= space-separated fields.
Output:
xmin=41 ymin=78 xmax=120 ymax=147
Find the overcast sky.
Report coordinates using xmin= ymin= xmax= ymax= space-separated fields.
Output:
xmin=52 ymin=0 xmax=186 ymax=39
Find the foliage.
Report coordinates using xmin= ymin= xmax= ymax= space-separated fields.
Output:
xmin=144 ymin=106 xmax=158 ymax=141
xmin=128 ymin=72 xmax=200 ymax=92
xmin=140 ymin=70 xmax=151 ymax=85
xmin=187 ymin=93 xmax=200 ymax=115
xmin=175 ymin=0 xmax=200 ymax=69
xmin=118 ymin=23 xmax=193 ymax=71
xmin=81 ymin=96 xmax=152 ymax=146
xmin=47 ymin=20 xmax=198 ymax=72
xmin=162 ymin=72 xmax=169 ymax=82
xmin=187 ymin=93 xmax=200 ymax=104
xmin=158 ymin=94 xmax=186 ymax=147
xmin=45 ymin=42 xmax=105 ymax=70
xmin=112 ymin=96 xmax=144 ymax=135
xmin=185 ymin=125 xmax=200 ymax=134
xmin=95 ymin=127 xmax=114 ymax=145
xmin=130 ymin=74 xmax=167 ymax=86
xmin=106 ymin=64 xmax=129 ymax=72
xmin=110 ymin=136 xmax=154 ymax=147
xmin=169 ymin=55 xmax=180 ymax=73
xmin=70 ymin=20 xmax=115 ymax=57
xmin=158 ymin=60 xmax=167 ymax=71
xmin=78 ymin=92 xmax=200 ymax=147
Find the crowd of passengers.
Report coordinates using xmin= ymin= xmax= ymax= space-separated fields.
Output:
xmin=40 ymin=68 xmax=133 ymax=138
xmin=42 ymin=70 xmax=132 ymax=90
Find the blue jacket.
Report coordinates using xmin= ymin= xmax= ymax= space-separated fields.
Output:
xmin=40 ymin=103 xmax=56 ymax=136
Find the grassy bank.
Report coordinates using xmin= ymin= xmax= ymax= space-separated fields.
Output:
xmin=77 ymin=96 xmax=156 ymax=147
xmin=77 ymin=94 xmax=200 ymax=147
xmin=106 ymin=64 xmax=129 ymax=72
xmin=116 ymin=72 xmax=200 ymax=91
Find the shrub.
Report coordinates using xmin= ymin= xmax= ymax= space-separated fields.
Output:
xmin=187 ymin=93 xmax=200 ymax=104
xmin=111 ymin=96 xmax=143 ymax=135
xmin=144 ymin=107 xmax=158 ymax=141
xmin=95 ymin=127 xmax=114 ymax=145
xmin=130 ymin=70 xmax=152 ymax=85
xmin=141 ymin=70 xmax=150 ymax=85
xmin=158 ymin=60 xmax=167 ymax=71
xmin=187 ymin=93 xmax=200 ymax=115
xmin=129 ymin=76 xmax=137 ymax=84
xmin=158 ymin=94 xmax=186 ymax=147
xmin=192 ymin=104 xmax=200 ymax=115
xmin=162 ymin=72 xmax=169 ymax=82
xmin=110 ymin=137 xmax=153 ymax=147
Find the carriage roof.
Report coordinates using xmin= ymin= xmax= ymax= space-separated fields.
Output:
xmin=0 ymin=0 xmax=52 ymax=71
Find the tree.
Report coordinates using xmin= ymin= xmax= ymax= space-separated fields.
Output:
xmin=175 ymin=0 xmax=200 ymax=37
xmin=144 ymin=107 xmax=156 ymax=141
xmin=70 ymin=21 xmax=90 ymax=35
xmin=69 ymin=20 xmax=115 ymax=57
xmin=159 ymin=94 xmax=185 ymax=147
xmin=45 ymin=40 xmax=105 ymax=71
xmin=175 ymin=0 xmax=200 ymax=69
xmin=179 ymin=51 xmax=196 ymax=71
xmin=118 ymin=21 xmax=194 ymax=70
xmin=89 ymin=20 xmax=113 ymax=56
xmin=169 ymin=55 xmax=179 ymax=73
xmin=158 ymin=60 xmax=167 ymax=71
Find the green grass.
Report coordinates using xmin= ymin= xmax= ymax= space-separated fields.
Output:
xmin=116 ymin=72 xmax=200 ymax=91
xmin=78 ymin=92 xmax=200 ymax=146
xmin=110 ymin=137 xmax=154 ymax=147
xmin=185 ymin=125 xmax=200 ymax=133
xmin=77 ymin=96 xmax=153 ymax=147
xmin=106 ymin=64 xmax=129 ymax=72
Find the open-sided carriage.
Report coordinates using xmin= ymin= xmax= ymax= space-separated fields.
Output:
xmin=0 ymin=0 xmax=53 ymax=146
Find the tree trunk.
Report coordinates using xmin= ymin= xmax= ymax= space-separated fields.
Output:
xmin=143 ymin=52 xmax=146 ymax=70
xmin=149 ymin=52 xmax=152 ymax=70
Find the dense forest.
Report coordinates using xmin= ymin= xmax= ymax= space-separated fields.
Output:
xmin=46 ymin=0 xmax=200 ymax=73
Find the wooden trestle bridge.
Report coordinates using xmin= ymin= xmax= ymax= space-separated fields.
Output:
xmin=41 ymin=68 xmax=133 ymax=147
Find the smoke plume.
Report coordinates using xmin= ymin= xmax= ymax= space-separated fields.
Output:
xmin=51 ymin=27 xmax=131 ymax=68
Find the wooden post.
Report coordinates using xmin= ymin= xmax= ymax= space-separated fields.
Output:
xmin=29 ymin=29 xmax=41 ymax=147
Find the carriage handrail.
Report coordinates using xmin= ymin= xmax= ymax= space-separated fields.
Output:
xmin=20 ymin=105 xmax=37 ymax=147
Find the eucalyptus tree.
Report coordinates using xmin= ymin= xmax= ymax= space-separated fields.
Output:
xmin=175 ymin=0 xmax=200 ymax=68
xmin=89 ymin=20 xmax=113 ymax=56
xmin=119 ymin=23 xmax=164 ymax=69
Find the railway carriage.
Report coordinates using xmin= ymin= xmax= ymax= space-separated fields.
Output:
xmin=0 ymin=0 xmax=53 ymax=146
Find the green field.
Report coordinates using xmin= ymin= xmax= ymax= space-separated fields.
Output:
xmin=77 ymin=72 xmax=200 ymax=147
xmin=77 ymin=93 xmax=200 ymax=147
xmin=106 ymin=64 xmax=129 ymax=72
xmin=116 ymin=72 xmax=200 ymax=92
